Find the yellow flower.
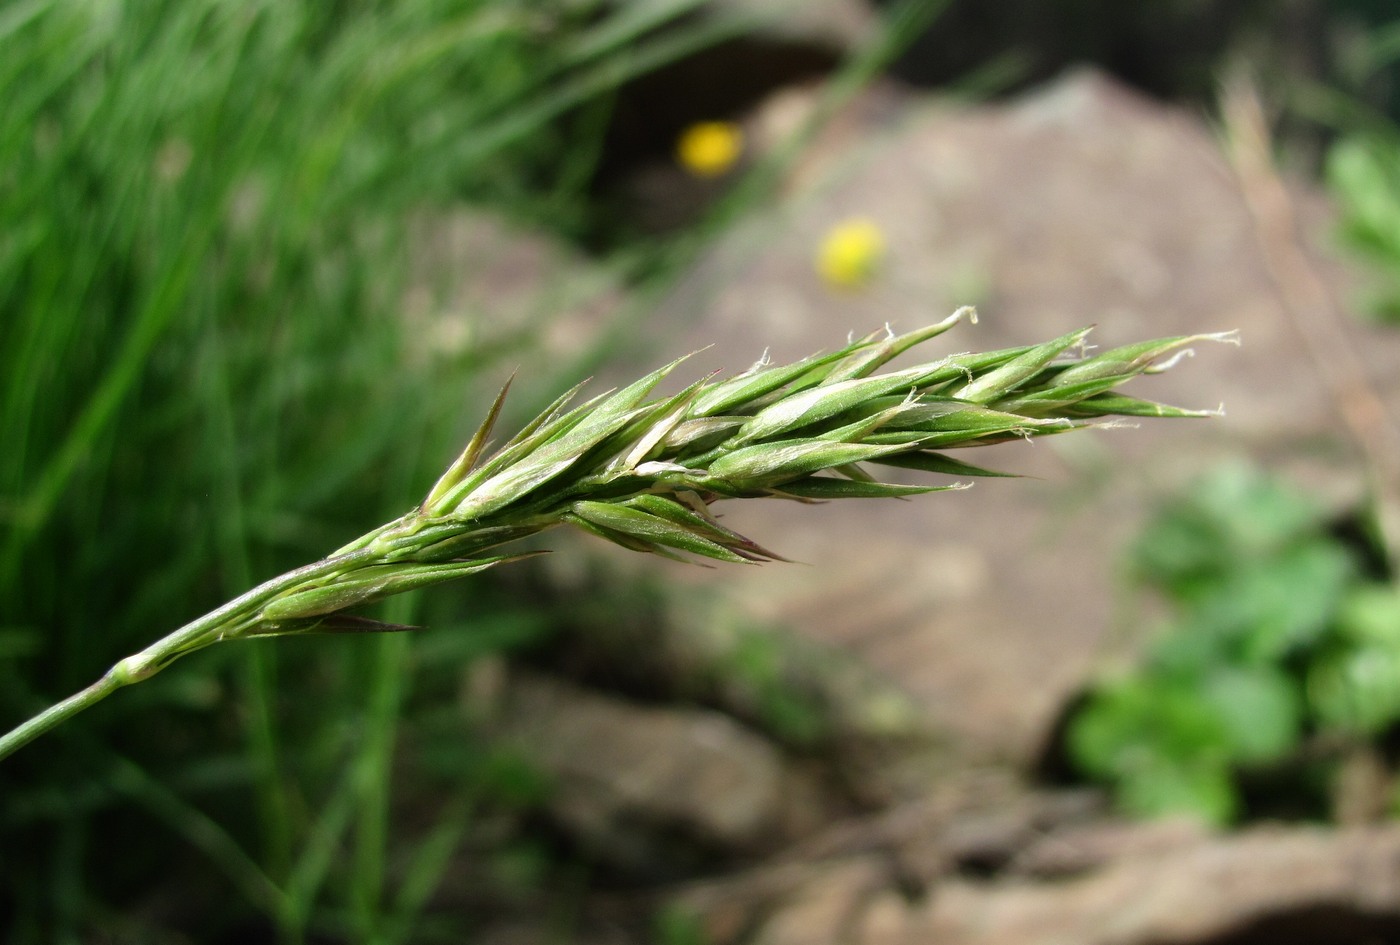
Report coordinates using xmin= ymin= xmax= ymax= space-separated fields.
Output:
xmin=675 ymin=121 xmax=744 ymax=178
xmin=816 ymin=218 xmax=886 ymax=289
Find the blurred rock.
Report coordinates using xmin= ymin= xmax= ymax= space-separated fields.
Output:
xmin=1005 ymin=813 xmax=1209 ymax=878
xmin=667 ymin=775 xmax=1098 ymax=944
xmin=477 ymin=669 xmax=836 ymax=876
xmin=751 ymin=857 xmax=889 ymax=945
xmin=876 ymin=0 xmax=1287 ymax=103
xmin=523 ymin=550 xmax=951 ymax=806
xmin=857 ymin=822 xmax=1400 ymax=945
xmin=634 ymin=67 xmax=1400 ymax=765
xmin=671 ymin=811 xmax=1400 ymax=945
xmin=402 ymin=209 xmax=622 ymax=375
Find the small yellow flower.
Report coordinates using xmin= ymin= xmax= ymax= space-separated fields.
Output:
xmin=816 ymin=218 xmax=887 ymax=290
xmin=675 ymin=121 xmax=744 ymax=178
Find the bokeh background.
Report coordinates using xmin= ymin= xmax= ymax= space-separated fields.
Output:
xmin=5 ymin=1 xmax=1400 ymax=943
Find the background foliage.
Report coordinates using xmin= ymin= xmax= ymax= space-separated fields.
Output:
xmin=1069 ymin=465 xmax=1400 ymax=825
xmin=0 ymin=1 xmax=755 ymax=941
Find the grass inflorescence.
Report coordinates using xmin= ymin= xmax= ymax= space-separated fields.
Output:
xmin=0 ymin=309 xmax=1234 ymax=762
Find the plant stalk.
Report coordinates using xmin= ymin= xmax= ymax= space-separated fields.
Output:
xmin=0 ymin=671 xmax=130 ymax=761
xmin=0 ymin=317 xmax=1230 ymax=762
xmin=0 ymin=547 xmax=381 ymax=761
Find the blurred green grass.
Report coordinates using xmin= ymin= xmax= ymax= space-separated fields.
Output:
xmin=0 ymin=1 xmax=754 ymax=941
xmin=0 ymin=1 xmax=952 ymax=940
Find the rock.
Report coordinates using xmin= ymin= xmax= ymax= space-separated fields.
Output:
xmin=402 ymin=209 xmax=623 ymax=378
xmin=666 ymin=775 xmax=1100 ymax=945
xmin=751 ymin=857 xmax=890 ymax=945
xmin=628 ymin=68 xmax=1400 ymax=765
xmin=857 ymin=822 xmax=1400 ymax=945
xmin=474 ymin=669 xmax=835 ymax=876
xmin=680 ymin=811 xmax=1400 ymax=945
xmin=1005 ymin=814 xmax=1209 ymax=878
xmin=526 ymin=549 xmax=951 ymax=807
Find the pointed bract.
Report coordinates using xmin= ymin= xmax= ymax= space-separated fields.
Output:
xmin=1047 ymin=331 xmax=1240 ymax=388
xmin=422 ymin=375 xmax=514 ymax=515
xmin=952 ymin=326 xmax=1094 ymax=404
xmin=260 ymin=554 xmax=537 ymax=622
xmin=872 ymin=450 xmax=1017 ymax=478
xmin=772 ymin=477 xmax=969 ymax=499
xmin=691 ymin=345 xmax=866 ymax=417
xmin=707 ymin=439 xmax=908 ymax=490
xmin=567 ymin=501 xmax=754 ymax=564
xmin=822 ymin=307 xmax=976 ymax=383
xmin=734 ymin=368 xmax=930 ymax=444
xmin=1064 ymin=392 xmax=1222 ymax=418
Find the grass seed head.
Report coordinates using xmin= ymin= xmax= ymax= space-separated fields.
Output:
xmin=242 ymin=315 xmax=1233 ymax=641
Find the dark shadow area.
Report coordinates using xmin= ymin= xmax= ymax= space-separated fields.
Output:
xmin=1160 ymin=904 xmax=1400 ymax=945
xmin=581 ymin=33 xmax=840 ymax=245
xmin=596 ymin=35 xmax=840 ymax=183
xmin=874 ymin=0 xmax=1312 ymax=102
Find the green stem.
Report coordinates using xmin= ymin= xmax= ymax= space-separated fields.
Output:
xmin=0 ymin=668 xmax=131 ymax=761
xmin=0 ymin=547 xmax=382 ymax=762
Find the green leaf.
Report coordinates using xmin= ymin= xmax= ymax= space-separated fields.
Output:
xmin=1116 ymin=757 xmax=1238 ymax=825
xmin=1329 ymin=135 xmax=1400 ymax=286
xmin=1308 ymin=643 xmax=1400 ymax=735
xmin=1146 ymin=618 xmax=1232 ymax=678
xmin=1336 ymin=584 xmax=1400 ymax=648
xmin=1216 ymin=542 xmax=1355 ymax=662
xmin=1200 ymin=666 xmax=1300 ymax=764
xmin=1068 ymin=676 xmax=1233 ymax=779
xmin=1068 ymin=677 xmax=1241 ymax=822
xmin=1132 ymin=464 xmax=1329 ymax=589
